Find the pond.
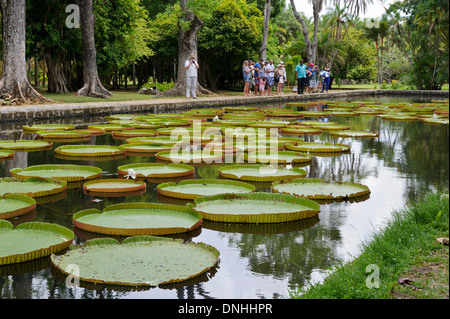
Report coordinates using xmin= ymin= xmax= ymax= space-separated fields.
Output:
xmin=0 ymin=96 xmax=448 ymax=299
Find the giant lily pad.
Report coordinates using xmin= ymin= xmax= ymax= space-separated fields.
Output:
xmin=73 ymin=203 xmax=202 ymax=236
xmin=0 ymin=140 xmax=52 ymax=150
xmin=0 ymin=194 xmax=36 ymax=220
xmin=112 ymin=130 xmax=157 ymax=139
xmin=285 ymin=142 xmax=351 ymax=153
xmin=157 ymin=179 xmax=255 ymax=200
xmin=272 ymin=178 xmax=371 ymax=201
xmin=83 ymin=179 xmax=146 ymax=194
xmin=126 ymin=136 xmax=184 ymax=145
xmin=156 ymin=150 xmax=224 ymax=164
xmin=187 ymin=192 xmax=320 ymax=223
xmin=243 ymin=151 xmax=314 ymax=164
xmin=0 ymin=149 xmax=15 ymax=159
xmin=51 ymin=236 xmax=219 ymax=287
xmin=0 ymin=220 xmax=74 ymax=265
xmin=117 ymin=163 xmax=194 ymax=179
xmin=23 ymin=124 xmax=76 ymax=131
xmin=0 ymin=177 xmax=67 ymax=198
xmin=54 ymin=145 xmax=124 ymax=157
xmin=10 ymin=164 xmax=101 ymax=183
xmin=35 ymin=130 xmax=91 ymax=139
xmin=88 ymin=124 xmax=135 ymax=131
xmin=217 ymin=164 xmax=307 ymax=182
xmin=281 ymin=127 xmax=322 ymax=135
xmin=119 ymin=143 xmax=175 ymax=154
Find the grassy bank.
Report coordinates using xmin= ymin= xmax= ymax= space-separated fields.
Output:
xmin=290 ymin=191 xmax=449 ymax=299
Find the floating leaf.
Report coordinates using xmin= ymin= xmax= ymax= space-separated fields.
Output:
xmin=187 ymin=192 xmax=320 ymax=223
xmin=54 ymin=145 xmax=125 ymax=157
xmin=0 ymin=220 xmax=74 ymax=265
xmin=73 ymin=202 xmax=202 ymax=236
xmin=83 ymin=179 xmax=146 ymax=194
xmin=51 ymin=236 xmax=219 ymax=286
xmin=0 ymin=194 xmax=36 ymax=220
xmin=0 ymin=177 xmax=67 ymax=198
xmin=218 ymin=164 xmax=307 ymax=182
xmin=10 ymin=164 xmax=102 ymax=182
xmin=157 ymin=179 xmax=255 ymax=200
xmin=0 ymin=140 xmax=52 ymax=150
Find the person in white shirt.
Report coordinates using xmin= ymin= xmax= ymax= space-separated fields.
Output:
xmin=265 ymin=59 xmax=275 ymax=95
xmin=185 ymin=53 xmax=199 ymax=99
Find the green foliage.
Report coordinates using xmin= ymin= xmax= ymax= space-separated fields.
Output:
xmin=141 ymin=78 xmax=175 ymax=92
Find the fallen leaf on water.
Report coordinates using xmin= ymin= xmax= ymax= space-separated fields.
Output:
xmin=91 ymin=199 xmax=103 ymax=203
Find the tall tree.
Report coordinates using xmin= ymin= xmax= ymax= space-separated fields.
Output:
xmin=76 ymin=0 xmax=112 ymax=98
xmin=158 ymin=0 xmax=214 ymax=97
xmin=260 ymin=0 xmax=271 ymax=61
xmin=0 ymin=0 xmax=49 ymax=104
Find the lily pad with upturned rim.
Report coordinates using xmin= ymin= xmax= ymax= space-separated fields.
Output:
xmin=0 ymin=194 xmax=36 ymax=220
xmin=10 ymin=164 xmax=102 ymax=182
xmin=157 ymin=179 xmax=256 ymax=200
xmin=119 ymin=143 xmax=175 ymax=154
xmin=73 ymin=202 xmax=202 ymax=236
xmin=285 ymin=142 xmax=351 ymax=153
xmin=0 ymin=220 xmax=74 ymax=266
xmin=217 ymin=165 xmax=307 ymax=182
xmin=272 ymin=178 xmax=371 ymax=201
xmin=0 ymin=149 xmax=15 ymax=159
xmin=0 ymin=140 xmax=53 ymax=151
xmin=0 ymin=177 xmax=67 ymax=198
xmin=117 ymin=163 xmax=195 ymax=179
xmin=83 ymin=179 xmax=146 ymax=194
xmin=187 ymin=192 xmax=320 ymax=223
xmin=156 ymin=150 xmax=224 ymax=164
xmin=329 ymin=130 xmax=380 ymax=138
xmin=22 ymin=124 xmax=76 ymax=131
xmin=54 ymin=145 xmax=125 ymax=157
xmin=243 ymin=151 xmax=314 ymax=164
xmin=50 ymin=236 xmax=219 ymax=287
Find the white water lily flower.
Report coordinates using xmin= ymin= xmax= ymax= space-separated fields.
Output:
xmin=285 ymin=164 xmax=293 ymax=170
xmin=125 ymin=168 xmax=136 ymax=180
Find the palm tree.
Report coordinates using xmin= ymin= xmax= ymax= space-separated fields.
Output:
xmin=289 ymin=0 xmax=373 ymax=63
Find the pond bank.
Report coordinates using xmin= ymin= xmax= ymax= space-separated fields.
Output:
xmin=0 ymin=89 xmax=448 ymax=123
xmin=290 ymin=191 xmax=449 ymax=299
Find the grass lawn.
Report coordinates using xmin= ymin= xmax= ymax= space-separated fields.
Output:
xmin=290 ymin=191 xmax=449 ymax=299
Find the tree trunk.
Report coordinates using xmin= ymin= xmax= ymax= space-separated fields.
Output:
xmin=290 ymin=0 xmax=313 ymax=62
xmin=0 ymin=0 xmax=50 ymax=104
xmin=158 ymin=0 xmax=212 ymax=97
xmin=76 ymin=0 xmax=112 ymax=98
xmin=259 ymin=0 xmax=271 ymax=61
xmin=45 ymin=51 xmax=71 ymax=94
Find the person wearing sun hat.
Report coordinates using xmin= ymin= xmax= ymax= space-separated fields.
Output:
xmin=276 ymin=63 xmax=285 ymax=95
xmin=185 ymin=53 xmax=199 ymax=99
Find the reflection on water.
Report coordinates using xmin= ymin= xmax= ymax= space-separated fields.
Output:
xmin=0 ymin=97 xmax=448 ymax=299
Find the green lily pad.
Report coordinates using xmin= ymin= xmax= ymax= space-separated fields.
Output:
xmin=281 ymin=127 xmax=322 ymax=135
xmin=117 ymin=163 xmax=194 ymax=179
xmin=243 ymin=151 xmax=314 ymax=164
xmin=421 ymin=118 xmax=449 ymax=125
xmin=23 ymin=124 xmax=76 ymax=131
xmin=156 ymin=150 xmax=224 ymax=164
xmin=285 ymin=142 xmax=351 ymax=153
xmin=0 ymin=194 xmax=36 ymax=220
xmin=246 ymin=122 xmax=288 ymax=128
xmin=83 ymin=179 xmax=146 ymax=194
xmin=0 ymin=177 xmax=67 ymax=198
xmin=157 ymin=179 xmax=255 ymax=200
xmin=73 ymin=203 xmax=202 ymax=236
xmin=272 ymin=178 xmax=371 ymax=201
xmin=112 ymin=130 xmax=157 ymax=138
xmin=88 ymin=124 xmax=135 ymax=131
xmin=310 ymin=124 xmax=351 ymax=130
xmin=10 ymin=164 xmax=102 ymax=182
xmin=126 ymin=136 xmax=184 ymax=145
xmin=119 ymin=143 xmax=175 ymax=154
xmin=0 ymin=220 xmax=74 ymax=265
xmin=0 ymin=149 xmax=15 ymax=159
xmin=35 ymin=130 xmax=91 ymax=139
xmin=54 ymin=145 xmax=125 ymax=157
xmin=217 ymin=165 xmax=307 ymax=182
xmin=187 ymin=192 xmax=320 ymax=223
xmin=51 ymin=236 xmax=219 ymax=287
xmin=0 ymin=140 xmax=52 ymax=150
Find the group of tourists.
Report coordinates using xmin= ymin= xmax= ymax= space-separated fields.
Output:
xmin=242 ymin=58 xmax=332 ymax=96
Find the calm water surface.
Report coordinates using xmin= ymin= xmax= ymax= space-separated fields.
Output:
xmin=0 ymin=97 xmax=448 ymax=299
